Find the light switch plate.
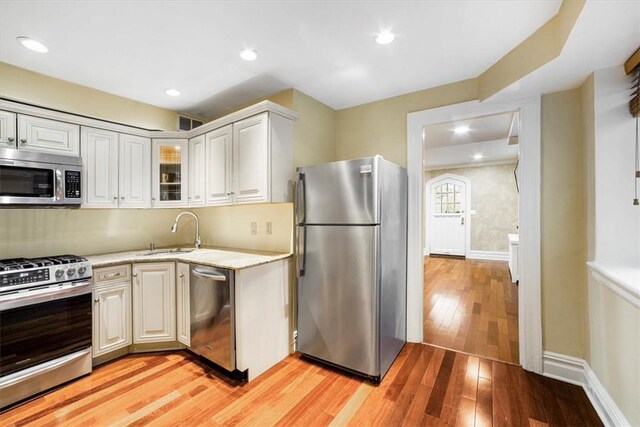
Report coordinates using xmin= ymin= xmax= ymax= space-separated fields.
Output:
xmin=251 ymin=221 xmax=257 ymax=235
xmin=266 ymin=221 xmax=272 ymax=235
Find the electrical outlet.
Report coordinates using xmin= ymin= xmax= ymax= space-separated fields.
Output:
xmin=266 ymin=221 xmax=272 ymax=235
xmin=251 ymin=222 xmax=257 ymax=235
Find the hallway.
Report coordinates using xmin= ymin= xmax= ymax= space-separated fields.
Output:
xmin=423 ymin=256 xmax=519 ymax=364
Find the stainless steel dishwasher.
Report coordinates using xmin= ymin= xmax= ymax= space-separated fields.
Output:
xmin=190 ymin=264 xmax=235 ymax=371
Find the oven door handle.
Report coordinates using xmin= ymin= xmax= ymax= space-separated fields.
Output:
xmin=0 ymin=348 xmax=91 ymax=389
xmin=0 ymin=280 xmax=91 ymax=311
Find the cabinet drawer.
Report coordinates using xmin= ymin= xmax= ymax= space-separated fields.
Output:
xmin=94 ymin=264 xmax=131 ymax=285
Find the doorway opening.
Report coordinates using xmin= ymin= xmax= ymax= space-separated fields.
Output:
xmin=407 ymin=96 xmax=542 ymax=373
xmin=422 ymin=111 xmax=521 ymax=365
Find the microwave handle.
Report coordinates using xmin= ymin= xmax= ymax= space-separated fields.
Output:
xmin=55 ymin=169 xmax=63 ymax=201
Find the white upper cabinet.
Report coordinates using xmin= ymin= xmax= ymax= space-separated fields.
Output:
xmin=152 ymin=139 xmax=189 ymax=207
xmin=17 ymin=114 xmax=80 ymax=155
xmin=0 ymin=110 xmax=17 ymax=149
xmin=120 ymin=134 xmax=151 ymax=208
xmin=81 ymin=127 xmax=119 ymax=208
xmin=205 ymin=124 xmax=233 ymax=206
xmin=233 ymin=113 xmax=269 ymax=204
xmin=188 ymin=134 xmax=206 ymax=206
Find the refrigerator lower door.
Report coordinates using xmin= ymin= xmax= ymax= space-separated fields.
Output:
xmin=298 ymin=225 xmax=380 ymax=377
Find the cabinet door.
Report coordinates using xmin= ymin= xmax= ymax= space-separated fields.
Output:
xmin=233 ymin=113 xmax=269 ymax=204
xmin=17 ymin=114 xmax=80 ymax=155
xmin=176 ymin=262 xmax=190 ymax=346
xmin=205 ymin=125 xmax=233 ymax=205
xmin=188 ymin=135 xmax=205 ymax=207
xmin=119 ymin=134 xmax=151 ymax=208
xmin=0 ymin=110 xmax=17 ymax=148
xmin=152 ymin=139 xmax=189 ymax=207
xmin=133 ymin=263 xmax=176 ymax=343
xmin=81 ymin=127 xmax=119 ymax=208
xmin=93 ymin=281 xmax=132 ymax=357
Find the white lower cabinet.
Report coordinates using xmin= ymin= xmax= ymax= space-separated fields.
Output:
xmin=92 ymin=266 xmax=132 ymax=357
xmin=133 ymin=263 xmax=176 ymax=343
xmin=176 ymin=262 xmax=190 ymax=346
xmin=235 ymin=259 xmax=291 ymax=380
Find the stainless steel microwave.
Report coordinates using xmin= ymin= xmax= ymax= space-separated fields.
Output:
xmin=0 ymin=148 xmax=82 ymax=206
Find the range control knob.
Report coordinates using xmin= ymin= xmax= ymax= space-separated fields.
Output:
xmin=55 ymin=269 xmax=64 ymax=278
xmin=67 ymin=267 xmax=76 ymax=276
xmin=78 ymin=266 xmax=87 ymax=275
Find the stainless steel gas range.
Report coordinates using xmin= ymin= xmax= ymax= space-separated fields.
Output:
xmin=0 ymin=255 xmax=93 ymax=408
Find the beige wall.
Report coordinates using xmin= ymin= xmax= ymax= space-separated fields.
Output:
xmin=336 ymin=79 xmax=478 ymax=167
xmin=206 ymin=89 xmax=295 ymax=121
xmin=192 ymin=204 xmax=293 ymax=254
xmin=588 ymin=278 xmax=640 ymax=426
xmin=0 ymin=62 xmax=178 ymax=130
xmin=292 ymin=90 xmax=336 ymax=168
xmin=425 ymin=163 xmax=519 ymax=252
xmin=0 ymin=208 xmax=192 ymax=258
xmin=540 ymin=89 xmax=587 ymax=358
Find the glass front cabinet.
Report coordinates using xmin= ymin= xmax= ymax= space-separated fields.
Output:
xmin=151 ymin=139 xmax=189 ymax=207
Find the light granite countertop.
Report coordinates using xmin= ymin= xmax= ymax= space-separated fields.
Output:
xmin=85 ymin=246 xmax=292 ymax=270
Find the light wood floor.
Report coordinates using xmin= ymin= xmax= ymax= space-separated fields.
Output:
xmin=423 ymin=256 xmax=519 ymax=364
xmin=0 ymin=345 xmax=602 ymax=426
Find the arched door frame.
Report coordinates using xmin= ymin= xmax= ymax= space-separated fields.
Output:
xmin=424 ymin=173 xmax=471 ymax=257
xmin=407 ymin=97 xmax=542 ymax=373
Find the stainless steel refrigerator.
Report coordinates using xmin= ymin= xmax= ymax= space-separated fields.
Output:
xmin=295 ymin=155 xmax=407 ymax=381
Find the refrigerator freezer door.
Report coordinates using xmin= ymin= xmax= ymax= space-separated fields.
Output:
xmin=298 ymin=225 xmax=379 ymax=377
xmin=297 ymin=157 xmax=380 ymax=225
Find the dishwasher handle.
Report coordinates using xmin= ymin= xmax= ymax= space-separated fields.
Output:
xmin=192 ymin=269 xmax=227 ymax=281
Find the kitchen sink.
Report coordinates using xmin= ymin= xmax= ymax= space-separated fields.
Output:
xmin=137 ymin=248 xmax=195 ymax=256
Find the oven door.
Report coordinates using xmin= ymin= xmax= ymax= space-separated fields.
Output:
xmin=0 ymin=281 xmax=92 ymax=377
xmin=0 ymin=158 xmax=61 ymax=205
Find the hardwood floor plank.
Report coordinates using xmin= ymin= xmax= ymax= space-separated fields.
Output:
xmin=424 ymin=257 xmax=519 ymax=364
xmin=0 ymin=344 xmax=603 ymax=427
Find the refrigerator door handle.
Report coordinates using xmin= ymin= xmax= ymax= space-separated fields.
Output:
xmin=296 ymin=225 xmax=306 ymax=277
xmin=296 ymin=171 xmax=306 ymax=225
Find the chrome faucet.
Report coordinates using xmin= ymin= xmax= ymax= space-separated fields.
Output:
xmin=170 ymin=212 xmax=201 ymax=250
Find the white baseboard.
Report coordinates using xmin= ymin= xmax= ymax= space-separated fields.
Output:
xmin=543 ymin=351 xmax=630 ymax=427
xmin=467 ymin=250 xmax=509 ymax=261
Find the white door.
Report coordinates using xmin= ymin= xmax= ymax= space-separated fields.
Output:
xmin=428 ymin=176 xmax=467 ymax=256
xmin=81 ymin=127 xmax=119 ymax=208
xmin=233 ymin=112 xmax=269 ymax=204
xmin=205 ymin=125 xmax=233 ymax=205
xmin=119 ymin=134 xmax=151 ymax=208
xmin=0 ymin=110 xmax=17 ymax=148
xmin=188 ymin=134 xmax=206 ymax=206
xmin=133 ymin=263 xmax=176 ymax=343
xmin=93 ymin=282 xmax=132 ymax=357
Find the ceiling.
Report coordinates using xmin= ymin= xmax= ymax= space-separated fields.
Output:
xmin=423 ymin=112 xmax=515 ymax=149
xmin=0 ymin=1 xmax=561 ymax=117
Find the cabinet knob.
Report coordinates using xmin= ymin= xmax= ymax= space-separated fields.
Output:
xmin=113 ymin=196 xmax=118 ymax=200
xmin=132 ymin=273 xmax=138 ymax=278
xmin=120 ymin=196 xmax=125 ymax=200
xmin=179 ymin=273 xmax=184 ymax=278
xmin=7 ymin=137 xmax=14 ymax=142
xmin=20 ymin=138 xmax=27 ymax=144
xmin=94 ymin=297 xmax=99 ymax=303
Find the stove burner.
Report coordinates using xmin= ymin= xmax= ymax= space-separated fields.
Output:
xmin=0 ymin=255 xmax=88 ymax=272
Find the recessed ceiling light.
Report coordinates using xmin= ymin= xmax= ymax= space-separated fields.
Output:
xmin=16 ymin=37 xmax=48 ymax=53
xmin=473 ymin=154 xmax=484 ymax=160
xmin=240 ymin=49 xmax=258 ymax=61
xmin=376 ymin=30 xmax=395 ymax=45
xmin=165 ymin=89 xmax=181 ymax=97
xmin=453 ymin=125 xmax=470 ymax=134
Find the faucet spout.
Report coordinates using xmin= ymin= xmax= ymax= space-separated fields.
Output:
xmin=171 ymin=211 xmax=201 ymax=250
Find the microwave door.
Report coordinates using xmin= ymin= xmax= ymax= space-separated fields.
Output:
xmin=0 ymin=161 xmax=57 ymax=205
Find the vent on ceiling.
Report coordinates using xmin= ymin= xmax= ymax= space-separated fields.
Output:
xmin=178 ymin=116 xmax=203 ymax=131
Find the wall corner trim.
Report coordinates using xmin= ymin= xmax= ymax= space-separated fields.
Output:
xmin=542 ymin=351 xmax=631 ymax=427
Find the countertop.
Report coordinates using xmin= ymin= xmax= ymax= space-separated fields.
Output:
xmin=85 ymin=247 xmax=292 ymax=270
